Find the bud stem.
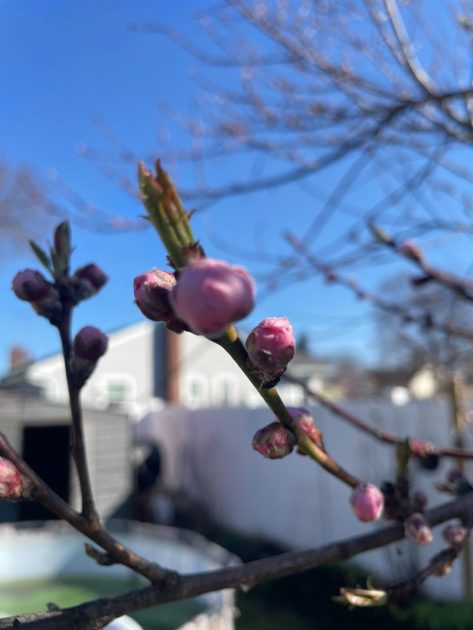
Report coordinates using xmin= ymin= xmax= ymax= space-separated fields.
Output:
xmin=59 ymin=307 xmax=100 ymax=527
xmin=139 ymin=163 xmax=194 ymax=269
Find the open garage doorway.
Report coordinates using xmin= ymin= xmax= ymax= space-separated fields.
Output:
xmin=19 ymin=425 xmax=71 ymax=520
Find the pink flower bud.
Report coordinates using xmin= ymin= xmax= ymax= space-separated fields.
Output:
xmin=0 ymin=457 xmax=23 ymax=500
xmin=350 ymin=483 xmax=384 ymax=522
xmin=171 ymin=258 xmax=255 ymax=337
xmin=404 ymin=513 xmax=433 ymax=545
xmin=12 ymin=269 xmax=52 ymax=302
xmin=246 ymin=317 xmax=295 ymax=373
xmin=134 ymin=269 xmax=176 ymax=322
xmin=252 ymin=422 xmax=297 ymax=459
xmin=73 ymin=264 xmax=108 ymax=299
xmin=288 ymin=407 xmax=324 ymax=451
xmin=73 ymin=326 xmax=108 ymax=361
xmin=442 ymin=523 xmax=467 ymax=550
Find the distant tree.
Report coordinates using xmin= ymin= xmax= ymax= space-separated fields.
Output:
xmin=124 ymin=1 xmax=473 ymax=252
xmin=375 ymin=272 xmax=473 ymax=373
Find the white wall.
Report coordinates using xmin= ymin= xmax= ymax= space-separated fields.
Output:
xmin=137 ymin=397 xmax=473 ymax=601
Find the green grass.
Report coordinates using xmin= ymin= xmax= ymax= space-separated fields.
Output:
xmin=0 ymin=577 xmax=204 ymax=630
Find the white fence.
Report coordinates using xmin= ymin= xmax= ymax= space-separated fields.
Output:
xmin=136 ymin=397 xmax=473 ymax=600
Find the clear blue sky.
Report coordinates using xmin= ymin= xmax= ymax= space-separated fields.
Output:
xmin=0 ymin=1 xmax=469 ymax=374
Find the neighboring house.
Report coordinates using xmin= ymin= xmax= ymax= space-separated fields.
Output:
xmin=15 ymin=321 xmax=332 ymax=416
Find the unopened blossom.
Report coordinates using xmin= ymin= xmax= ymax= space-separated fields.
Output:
xmin=442 ymin=523 xmax=467 ymax=551
xmin=172 ymin=258 xmax=255 ymax=337
xmin=252 ymin=422 xmax=297 ymax=459
xmin=13 ymin=270 xmax=62 ymax=324
xmin=350 ymin=483 xmax=384 ymax=523
xmin=0 ymin=457 xmax=23 ymax=500
xmin=246 ymin=317 xmax=295 ymax=373
xmin=12 ymin=269 xmax=52 ymax=302
xmin=73 ymin=326 xmax=108 ymax=362
xmin=134 ymin=269 xmax=177 ymax=322
xmin=73 ymin=264 xmax=108 ymax=300
xmin=404 ymin=513 xmax=433 ymax=545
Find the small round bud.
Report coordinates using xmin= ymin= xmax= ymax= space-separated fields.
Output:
xmin=404 ymin=513 xmax=433 ymax=545
xmin=171 ymin=258 xmax=255 ymax=337
xmin=246 ymin=317 xmax=295 ymax=373
xmin=252 ymin=422 xmax=297 ymax=459
xmin=74 ymin=264 xmax=108 ymax=299
xmin=12 ymin=269 xmax=52 ymax=302
xmin=442 ymin=523 xmax=467 ymax=550
xmin=73 ymin=326 xmax=108 ymax=361
xmin=0 ymin=457 xmax=23 ymax=500
xmin=134 ymin=269 xmax=176 ymax=322
xmin=350 ymin=483 xmax=384 ymax=523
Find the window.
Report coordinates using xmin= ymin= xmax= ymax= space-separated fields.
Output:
xmin=107 ymin=381 xmax=127 ymax=406
xmin=183 ymin=375 xmax=208 ymax=408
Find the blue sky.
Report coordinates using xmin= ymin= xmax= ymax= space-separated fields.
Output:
xmin=0 ymin=1 xmax=469 ymax=374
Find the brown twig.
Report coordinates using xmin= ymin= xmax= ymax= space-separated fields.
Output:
xmin=284 ymin=372 xmax=473 ymax=461
xmin=371 ymin=223 xmax=473 ymax=303
xmin=388 ymin=547 xmax=459 ymax=604
xmin=285 ymin=231 xmax=473 ymax=344
xmin=58 ymin=305 xmax=99 ymax=526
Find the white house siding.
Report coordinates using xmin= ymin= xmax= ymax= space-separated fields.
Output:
xmin=84 ymin=410 xmax=133 ymax=516
xmin=137 ymin=398 xmax=473 ymax=601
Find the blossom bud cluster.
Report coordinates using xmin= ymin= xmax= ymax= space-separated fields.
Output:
xmin=134 ymin=259 xmax=297 ymax=388
xmin=12 ymin=262 xmax=108 ymax=324
xmin=135 ymin=258 xmax=256 ymax=338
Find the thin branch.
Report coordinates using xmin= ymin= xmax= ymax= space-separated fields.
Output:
xmin=283 ymin=373 xmax=473 ymax=461
xmin=58 ymin=305 xmax=99 ymax=526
